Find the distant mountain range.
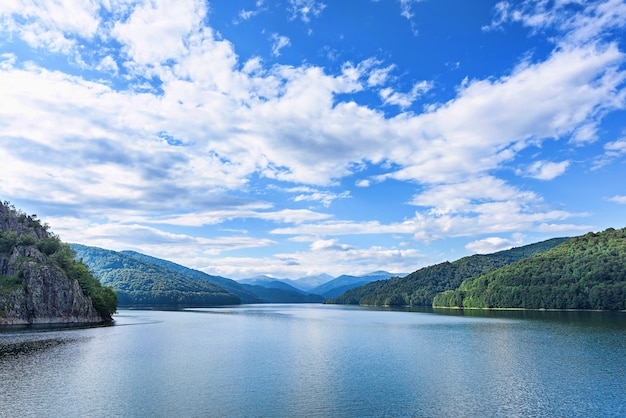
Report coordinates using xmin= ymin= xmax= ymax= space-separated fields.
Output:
xmin=239 ymin=271 xmax=403 ymax=299
xmin=71 ymin=244 xmax=401 ymax=307
xmin=72 ymin=228 xmax=626 ymax=311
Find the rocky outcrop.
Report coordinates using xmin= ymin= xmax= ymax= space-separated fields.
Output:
xmin=0 ymin=247 xmax=102 ymax=325
xmin=0 ymin=202 xmax=108 ymax=325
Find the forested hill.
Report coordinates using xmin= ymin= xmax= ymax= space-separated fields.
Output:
xmin=71 ymin=244 xmax=240 ymax=307
xmin=120 ymin=250 xmax=262 ymax=304
xmin=433 ymin=228 xmax=626 ymax=310
xmin=326 ymin=237 xmax=570 ymax=307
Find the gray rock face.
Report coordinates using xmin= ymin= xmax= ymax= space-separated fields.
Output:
xmin=0 ymin=203 xmax=104 ymax=325
xmin=0 ymin=247 xmax=102 ymax=325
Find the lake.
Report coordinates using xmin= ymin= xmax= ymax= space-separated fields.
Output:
xmin=1 ymin=304 xmax=625 ymax=417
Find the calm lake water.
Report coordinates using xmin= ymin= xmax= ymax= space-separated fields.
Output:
xmin=1 ymin=304 xmax=625 ymax=417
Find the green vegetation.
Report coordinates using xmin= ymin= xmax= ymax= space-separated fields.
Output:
xmin=71 ymin=244 xmax=240 ymax=307
xmin=327 ymin=238 xmax=570 ymax=307
xmin=51 ymin=243 xmax=118 ymax=319
xmin=0 ymin=202 xmax=117 ymax=320
xmin=119 ymin=250 xmax=262 ymax=304
xmin=0 ymin=274 xmax=24 ymax=295
xmin=433 ymin=228 xmax=626 ymax=310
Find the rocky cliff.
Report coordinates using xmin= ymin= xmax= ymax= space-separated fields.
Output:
xmin=0 ymin=202 xmax=113 ymax=325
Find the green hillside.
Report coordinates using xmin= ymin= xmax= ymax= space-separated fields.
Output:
xmin=326 ymin=237 xmax=569 ymax=307
xmin=433 ymin=228 xmax=626 ymax=310
xmin=120 ymin=250 xmax=262 ymax=303
xmin=71 ymin=244 xmax=240 ymax=307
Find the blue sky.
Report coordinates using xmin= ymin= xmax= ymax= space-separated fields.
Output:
xmin=1 ymin=0 xmax=625 ymax=280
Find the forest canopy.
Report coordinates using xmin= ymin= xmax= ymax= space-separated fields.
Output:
xmin=326 ymin=238 xmax=569 ymax=307
xmin=433 ymin=228 xmax=626 ymax=310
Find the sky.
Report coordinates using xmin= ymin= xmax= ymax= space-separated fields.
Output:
xmin=1 ymin=0 xmax=625 ymax=280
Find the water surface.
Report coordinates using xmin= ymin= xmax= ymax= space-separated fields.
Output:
xmin=1 ymin=305 xmax=625 ymax=417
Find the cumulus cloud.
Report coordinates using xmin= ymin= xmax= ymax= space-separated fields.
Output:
xmin=0 ymin=0 xmax=100 ymax=54
xmin=1 ymin=0 xmax=625 ymax=278
xmin=111 ymin=0 xmax=207 ymax=66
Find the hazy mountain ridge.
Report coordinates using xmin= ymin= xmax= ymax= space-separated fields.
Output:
xmin=240 ymin=271 xmax=403 ymax=299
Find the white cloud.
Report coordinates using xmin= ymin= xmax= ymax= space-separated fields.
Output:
xmin=570 ymin=123 xmax=599 ymax=144
xmin=520 ymin=160 xmax=570 ymax=180
xmin=608 ymin=195 xmax=626 ymax=204
xmin=535 ymin=223 xmax=595 ymax=233
xmin=233 ymin=1 xmax=265 ymax=25
xmin=367 ymin=65 xmax=396 ymax=87
xmin=379 ymin=80 xmax=433 ymax=108
xmin=0 ymin=0 xmax=100 ymax=54
xmin=485 ymin=0 xmax=626 ymax=47
xmin=270 ymin=199 xmax=574 ymax=242
xmin=381 ymin=44 xmax=625 ymax=184
xmin=134 ymin=208 xmax=333 ymax=227
xmin=270 ymin=33 xmax=291 ymax=57
xmin=410 ymin=176 xmax=537 ymax=214
xmin=97 ymin=55 xmax=119 ymax=74
xmin=288 ymin=0 xmax=326 ymax=23
xmin=593 ymin=136 xmax=626 ymax=168
xmin=604 ymin=137 xmax=626 ymax=156
xmin=271 ymin=219 xmax=419 ymax=237
xmin=398 ymin=0 xmax=423 ymax=35
xmin=175 ymin=240 xmax=424 ymax=279
xmin=111 ymin=0 xmax=207 ymax=66
xmin=289 ymin=187 xmax=351 ymax=207
xmin=0 ymin=53 xmax=16 ymax=70
xmin=1 ymin=0 xmax=625 ymax=278
xmin=465 ymin=234 xmax=524 ymax=254
xmin=50 ymin=219 xmax=276 ymax=255
xmin=310 ymin=238 xmax=350 ymax=251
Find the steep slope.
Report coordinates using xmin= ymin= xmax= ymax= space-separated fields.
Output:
xmin=327 ymin=237 xmax=570 ymax=307
xmin=0 ymin=202 xmax=116 ymax=324
xmin=434 ymin=228 xmax=626 ymax=310
xmin=120 ymin=251 xmax=262 ymax=303
xmin=72 ymin=244 xmax=240 ymax=307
